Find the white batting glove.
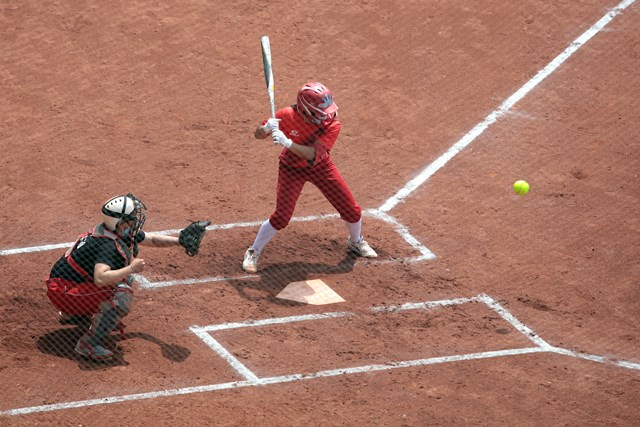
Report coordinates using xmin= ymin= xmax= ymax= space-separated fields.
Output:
xmin=261 ymin=118 xmax=280 ymax=134
xmin=271 ymin=130 xmax=293 ymax=149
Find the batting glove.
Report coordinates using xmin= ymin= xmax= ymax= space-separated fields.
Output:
xmin=272 ymin=130 xmax=293 ymax=149
xmin=262 ymin=118 xmax=280 ymax=134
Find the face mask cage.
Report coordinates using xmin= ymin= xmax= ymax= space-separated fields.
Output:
xmin=123 ymin=193 xmax=147 ymax=237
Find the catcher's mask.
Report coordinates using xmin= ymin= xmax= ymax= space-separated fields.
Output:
xmin=101 ymin=193 xmax=147 ymax=238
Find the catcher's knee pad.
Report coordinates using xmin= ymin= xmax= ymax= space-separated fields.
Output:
xmin=112 ymin=284 xmax=134 ymax=317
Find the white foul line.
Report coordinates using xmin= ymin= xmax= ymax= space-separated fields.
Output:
xmin=548 ymin=346 xmax=640 ymax=370
xmin=378 ymin=0 xmax=637 ymax=213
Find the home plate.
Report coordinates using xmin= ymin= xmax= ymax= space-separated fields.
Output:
xmin=276 ymin=279 xmax=345 ymax=305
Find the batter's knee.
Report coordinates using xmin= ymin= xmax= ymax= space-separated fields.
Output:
xmin=341 ymin=205 xmax=362 ymax=224
xmin=269 ymin=215 xmax=290 ymax=231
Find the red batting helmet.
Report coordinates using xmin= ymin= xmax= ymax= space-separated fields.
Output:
xmin=296 ymin=82 xmax=338 ymax=125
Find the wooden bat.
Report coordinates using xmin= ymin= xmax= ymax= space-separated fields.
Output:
xmin=260 ymin=35 xmax=276 ymax=118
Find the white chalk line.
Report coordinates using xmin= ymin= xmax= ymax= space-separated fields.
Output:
xmin=0 ymin=211 xmax=435 ymax=266
xmin=137 ymin=210 xmax=434 ymax=289
xmin=1 ymin=348 xmax=547 ymax=417
xmin=477 ymin=294 xmax=552 ymax=349
xmin=371 ymin=296 xmax=475 ymax=312
xmin=0 ymin=207 xmax=433 ymax=289
xmin=548 ymin=347 xmax=640 ymax=370
xmin=5 ymin=293 xmax=638 ymax=416
xmin=0 ymin=216 xmax=330 ymax=256
xmin=190 ymin=328 xmax=259 ymax=382
xmin=378 ymin=0 xmax=637 ymax=213
xmin=1 ymin=0 xmax=638 ymax=417
xmin=193 ymin=295 xmax=640 ymax=381
xmin=5 ymin=0 xmax=634 ymax=258
xmin=138 ymin=254 xmax=437 ymax=289
xmin=191 ymin=310 xmax=354 ymax=333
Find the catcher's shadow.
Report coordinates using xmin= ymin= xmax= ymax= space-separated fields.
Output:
xmin=37 ymin=326 xmax=191 ymax=370
xmin=230 ymin=252 xmax=357 ymax=306
xmin=120 ymin=331 xmax=191 ymax=362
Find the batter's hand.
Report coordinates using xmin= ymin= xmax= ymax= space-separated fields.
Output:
xmin=262 ymin=118 xmax=280 ymax=134
xmin=272 ymin=130 xmax=293 ymax=149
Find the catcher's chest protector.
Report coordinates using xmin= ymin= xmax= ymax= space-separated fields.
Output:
xmin=65 ymin=224 xmax=132 ymax=281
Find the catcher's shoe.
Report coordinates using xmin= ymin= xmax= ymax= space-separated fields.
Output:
xmin=74 ymin=336 xmax=114 ymax=361
xmin=242 ymin=247 xmax=261 ymax=273
xmin=347 ymin=237 xmax=378 ymax=258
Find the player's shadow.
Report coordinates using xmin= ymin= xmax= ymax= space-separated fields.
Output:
xmin=230 ymin=252 xmax=357 ymax=306
xmin=121 ymin=331 xmax=191 ymax=362
xmin=37 ymin=325 xmax=191 ymax=370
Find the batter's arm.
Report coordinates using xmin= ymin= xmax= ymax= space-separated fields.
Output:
xmin=287 ymin=144 xmax=315 ymax=161
xmin=255 ymin=125 xmax=269 ymax=139
xmin=271 ymin=130 xmax=315 ymax=161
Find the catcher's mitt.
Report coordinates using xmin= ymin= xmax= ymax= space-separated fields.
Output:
xmin=179 ymin=220 xmax=211 ymax=256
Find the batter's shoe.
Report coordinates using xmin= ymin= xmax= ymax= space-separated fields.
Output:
xmin=74 ymin=336 xmax=114 ymax=361
xmin=347 ymin=237 xmax=378 ymax=258
xmin=242 ymin=247 xmax=261 ymax=273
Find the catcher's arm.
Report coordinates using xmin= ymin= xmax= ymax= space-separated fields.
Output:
xmin=140 ymin=234 xmax=180 ymax=248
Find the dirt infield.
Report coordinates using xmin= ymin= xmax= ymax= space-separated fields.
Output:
xmin=1 ymin=0 xmax=639 ymax=425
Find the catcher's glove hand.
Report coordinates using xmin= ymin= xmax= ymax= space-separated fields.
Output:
xmin=179 ymin=220 xmax=211 ymax=256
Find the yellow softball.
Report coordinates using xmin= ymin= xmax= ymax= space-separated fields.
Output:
xmin=513 ymin=180 xmax=530 ymax=195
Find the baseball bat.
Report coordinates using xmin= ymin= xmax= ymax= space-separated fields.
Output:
xmin=260 ymin=35 xmax=276 ymax=118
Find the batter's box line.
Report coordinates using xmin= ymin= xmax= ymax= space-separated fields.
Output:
xmin=135 ymin=209 xmax=435 ymax=289
xmin=3 ymin=294 xmax=638 ymax=418
xmin=190 ymin=293 xmax=640 ymax=385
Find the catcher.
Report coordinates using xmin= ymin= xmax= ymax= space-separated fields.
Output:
xmin=45 ymin=193 xmax=210 ymax=361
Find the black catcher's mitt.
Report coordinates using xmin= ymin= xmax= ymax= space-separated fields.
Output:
xmin=179 ymin=220 xmax=211 ymax=256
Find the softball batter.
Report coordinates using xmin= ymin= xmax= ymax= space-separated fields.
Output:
xmin=243 ymin=82 xmax=377 ymax=273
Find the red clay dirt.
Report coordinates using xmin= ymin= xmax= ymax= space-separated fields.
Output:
xmin=1 ymin=1 xmax=639 ymax=425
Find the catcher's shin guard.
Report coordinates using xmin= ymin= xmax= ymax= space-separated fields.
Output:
xmin=75 ymin=304 xmax=119 ymax=361
xmin=85 ymin=302 xmax=120 ymax=347
xmin=81 ymin=284 xmax=134 ymax=348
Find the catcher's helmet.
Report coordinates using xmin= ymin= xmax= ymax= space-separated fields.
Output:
xmin=296 ymin=82 xmax=338 ymax=125
xmin=101 ymin=194 xmax=147 ymax=237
